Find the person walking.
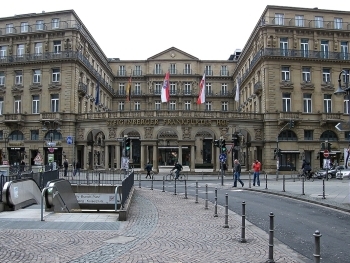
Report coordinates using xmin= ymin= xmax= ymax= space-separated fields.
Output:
xmin=252 ymin=159 xmax=261 ymax=186
xmin=145 ymin=162 xmax=153 ymax=179
xmin=74 ymin=160 xmax=81 ymax=176
xmin=63 ymin=158 xmax=68 ymax=177
xmin=232 ymin=159 xmax=244 ymax=187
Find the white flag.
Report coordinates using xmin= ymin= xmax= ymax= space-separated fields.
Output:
xmin=235 ymin=80 xmax=240 ymax=102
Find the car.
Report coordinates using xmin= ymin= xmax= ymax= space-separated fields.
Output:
xmin=336 ymin=168 xmax=350 ymax=179
xmin=314 ymin=165 xmax=345 ymax=179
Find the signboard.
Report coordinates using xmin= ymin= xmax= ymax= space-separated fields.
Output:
xmin=323 ymin=150 xmax=329 ymax=158
xmin=49 ymin=147 xmax=54 ymax=153
xmin=335 ymin=122 xmax=350 ymax=131
xmin=219 ymin=153 xmax=227 ymax=163
xmin=33 ymin=152 xmax=43 ymax=165
xmin=66 ymin=136 xmax=73 ymax=145
xmin=75 ymin=193 xmax=115 ymax=204
xmin=323 ymin=159 xmax=331 ymax=169
xmin=48 ymin=154 xmax=54 ymax=163
xmin=121 ymin=156 xmax=129 ymax=170
xmin=116 ymin=137 xmax=124 ymax=142
xmin=2 ymin=160 xmax=8 ymax=165
xmin=47 ymin=141 xmax=56 ymax=147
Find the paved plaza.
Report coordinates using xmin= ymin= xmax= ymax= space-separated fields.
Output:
xmin=0 ymin=172 xmax=349 ymax=262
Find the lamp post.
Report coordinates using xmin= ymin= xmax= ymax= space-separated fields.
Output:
xmin=334 ymin=70 xmax=350 ymax=168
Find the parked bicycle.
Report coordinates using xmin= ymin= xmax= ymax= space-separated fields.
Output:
xmin=165 ymin=170 xmax=187 ymax=181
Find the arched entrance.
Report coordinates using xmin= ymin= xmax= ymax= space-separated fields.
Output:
xmin=157 ymin=129 xmax=180 ymax=166
xmin=86 ymin=129 xmax=105 ymax=169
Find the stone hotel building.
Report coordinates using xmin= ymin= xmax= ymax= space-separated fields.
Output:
xmin=0 ymin=5 xmax=350 ymax=172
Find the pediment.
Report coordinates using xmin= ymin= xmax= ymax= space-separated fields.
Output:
xmin=148 ymin=47 xmax=199 ymax=60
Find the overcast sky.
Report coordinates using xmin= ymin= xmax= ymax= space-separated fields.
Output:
xmin=0 ymin=1 xmax=348 ymax=60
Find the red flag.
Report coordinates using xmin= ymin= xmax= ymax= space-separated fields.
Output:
xmin=161 ymin=72 xmax=170 ymax=103
xmin=197 ymin=73 xmax=206 ymax=104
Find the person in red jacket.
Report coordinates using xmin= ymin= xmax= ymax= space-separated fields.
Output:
xmin=252 ymin=159 xmax=261 ymax=186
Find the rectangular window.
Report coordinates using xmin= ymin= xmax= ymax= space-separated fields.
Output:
xmin=52 ymin=18 xmax=60 ymax=29
xmin=282 ymin=93 xmax=291 ymax=112
xmin=15 ymin=71 xmax=22 ymax=85
xmin=302 ymin=67 xmax=311 ymax=82
xmin=169 ymin=101 xmax=176 ymax=110
xmin=6 ymin=23 xmax=13 ymax=34
xmin=205 ymin=65 xmax=212 ymax=76
xmin=304 ymin=130 xmax=313 ymax=140
xmin=33 ymin=69 xmax=41 ymax=84
xmin=303 ymin=94 xmax=312 ymax=113
xmin=275 ymin=13 xmax=284 ymax=25
xmin=34 ymin=42 xmax=42 ymax=55
xmin=205 ymin=83 xmax=212 ymax=96
xmin=169 ymin=64 xmax=176 ymax=74
xmin=184 ymin=64 xmax=191 ymax=74
xmin=342 ymin=69 xmax=350 ymax=83
xmin=52 ymin=68 xmax=60 ymax=82
xmin=14 ymin=96 xmax=21 ymax=113
xmin=221 ymin=83 xmax=228 ymax=95
xmin=155 ymin=83 xmax=161 ymax=94
xmin=221 ymin=65 xmax=228 ymax=76
xmin=0 ymin=98 xmax=3 ymax=115
xmin=184 ymin=82 xmax=191 ymax=95
xmin=222 ymin=101 xmax=228 ymax=111
xmin=323 ymin=94 xmax=332 ymax=113
xmin=205 ymin=101 xmax=212 ymax=111
xmin=315 ymin=16 xmax=323 ymax=28
xmin=322 ymin=68 xmax=331 ymax=83
xmin=170 ymin=83 xmax=176 ymax=95
xmin=344 ymin=95 xmax=350 ymax=114
xmin=51 ymin=94 xmax=59 ymax=112
xmin=36 ymin=20 xmax=44 ymax=30
xmin=134 ymin=83 xmax=141 ymax=95
xmin=321 ymin=40 xmax=329 ymax=59
xmin=20 ymin=22 xmax=29 ymax=32
xmin=53 ymin=41 xmax=61 ymax=54
xmin=154 ymin=64 xmax=162 ymax=74
xmin=281 ymin=66 xmax=290 ymax=81
xmin=119 ymin=83 xmax=125 ymax=95
xmin=184 ymin=100 xmax=191 ymax=110
xmin=118 ymin=102 xmax=124 ymax=111
xmin=0 ymin=46 xmax=7 ymax=58
xmin=340 ymin=41 xmax=348 ymax=60
xmin=334 ymin=18 xmax=343 ymax=29
xmin=134 ymin=65 xmax=142 ymax=76
xmin=300 ymin=39 xmax=309 ymax=57
xmin=31 ymin=130 xmax=39 ymax=140
xmin=118 ymin=65 xmax=125 ymax=76
xmin=155 ymin=100 xmax=161 ymax=110
xmin=32 ymin=95 xmax=40 ymax=114
xmin=280 ymin=38 xmax=288 ymax=56
xmin=134 ymin=101 xmax=141 ymax=111
xmin=17 ymin=44 xmax=24 ymax=57
xmin=295 ymin=15 xmax=304 ymax=27
xmin=0 ymin=72 xmax=4 ymax=86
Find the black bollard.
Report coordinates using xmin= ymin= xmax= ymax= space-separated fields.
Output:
xmin=302 ymin=176 xmax=305 ymax=195
xmin=223 ymin=193 xmax=229 ymax=228
xmin=268 ymin=212 xmax=275 ymax=263
xmin=265 ymin=172 xmax=268 ymax=190
xmin=151 ymin=176 xmax=154 ymax=190
xmin=214 ymin=188 xmax=218 ymax=217
xmin=241 ymin=201 xmax=247 ymax=243
xmin=322 ymin=179 xmax=326 ymax=199
xmin=282 ymin=174 xmax=285 ymax=192
xmin=195 ymin=181 xmax=199 ymax=203
xmin=184 ymin=180 xmax=188 ymax=199
xmin=249 ymin=170 xmax=251 ymax=188
xmin=139 ymin=173 xmax=141 ymax=188
xmin=205 ymin=184 xmax=208 ymax=209
xmin=162 ymin=176 xmax=165 ymax=192
xmin=174 ymin=178 xmax=177 ymax=195
xmin=313 ymin=230 xmax=322 ymax=263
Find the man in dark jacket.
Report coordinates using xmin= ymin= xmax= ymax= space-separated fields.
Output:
xmin=233 ymin=159 xmax=244 ymax=187
xmin=145 ymin=162 xmax=153 ymax=179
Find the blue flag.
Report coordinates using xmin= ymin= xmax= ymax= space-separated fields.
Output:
xmin=95 ymin=82 xmax=100 ymax=105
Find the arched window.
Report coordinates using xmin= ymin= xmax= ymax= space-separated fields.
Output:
xmin=278 ymin=130 xmax=297 ymax=141
xmin=320 ymin=130 xmax=338 ymax=141
xmin=9 ymin=130 xmax=24 ymax=140
xmin=44 ymin=131 xmax=62 ymax=141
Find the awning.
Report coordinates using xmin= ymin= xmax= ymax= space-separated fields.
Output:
xmin=319 ymin=150 xmax=341 ymax=154
xmin=280 ymin=150 xmax=300 ymax=153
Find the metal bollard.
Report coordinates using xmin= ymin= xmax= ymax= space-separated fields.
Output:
xmin=162 ymin=176 xmax=165 ymax=192
xmin=195 ymin=181 xmax=199 ymax=203
xmin=214 ymin=188 xmax=218 ymax=217
xmin=313 ymin=230 xmax=322 ymax=263
xmin=174 ymin=178 xmax=177 ymax=195
xmin=302 ymin=176 xmax=305 ymax=195
xmin=139 ymin=174 xmax=141 ymax=188
xmin=282 ymin=175 xmax=285 ymax=192
xmin=267 ymin=212 xmax=275 ymax=263
xmin=205 ymin=184 xmax=208 ymax=209
xmin=223 ymin=193 xmax=229 ymax=228
xmin=293 ymin=169 xmax=296 ymax=182
xmin=184 ymin=180 xmax=188 ymax=199
xmin=322 ymin=179 xmax=326 ymax=199
xmin=265 ymin=172 xmax=268 ymax=189
xmin=151 ymin=176 xmax=154 ymax=190
xmin=249 ymin=171 xmax=251 ymax=188
xmin=241 ymin=201 xmax=247 ymax=243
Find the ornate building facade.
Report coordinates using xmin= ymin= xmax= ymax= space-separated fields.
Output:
xmin=0 ymin=6 xmax=349 ymax=172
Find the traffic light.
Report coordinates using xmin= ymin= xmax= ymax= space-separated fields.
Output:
xmin=124 ymin=137 xmax=131 ymax=157
xmin=214 ymin=139 xmax=220 ymax=148
xmin=221 ymin=139 xmax=226 ymax=152
xmin=289 ymin=120 xmax=295 ymax=128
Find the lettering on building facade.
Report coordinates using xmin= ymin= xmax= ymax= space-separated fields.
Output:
xmin=106 ymin=119 xmax=228 ymax=127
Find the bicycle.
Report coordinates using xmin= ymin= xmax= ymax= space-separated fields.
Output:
xmin=298 ymin=169 xmax=314 ymax=182
xmin=166 ymin=170 xmax=187 ymax=181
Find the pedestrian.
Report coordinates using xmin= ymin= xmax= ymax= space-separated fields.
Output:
xmin=75 ymin=160 xmax=81 ymax=176
xmin=63 ymin=158 xmax=68 ymax=177
xmin=232 ymin=159 xmax=244 ymax=187
xmin=145 ymin=162 xmax=153 ymax=179
xmin=252 ymin=159 xmax=261 ymax=186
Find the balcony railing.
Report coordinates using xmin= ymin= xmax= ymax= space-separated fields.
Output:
xmin=78 ymin=82 xmax=87 ymax=94
xmin=133 ymin=70 xmax=142 ymax=76
xmin=220 ymin=70 xmax=229 ymax=76
xmin=183 ymin=69 xmax=192 ymax=75
xmin=169 ymin=69 xmax=177 ymax=75
xmin=153 ymin=69 xmax=163 ymax=75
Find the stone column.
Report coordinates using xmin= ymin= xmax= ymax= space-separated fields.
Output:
xmin=83 ymin=145 xmax=88 ymax=170
xmin=104 ymin=145 xmax=109 ymax=169
xmin=228 ymin=147 xmax=233 ymax=170
xmin=190 ymin=145 xmax=195 ymax=172
xmin=115 ymin=145 xmax=120 ymax=169
xmin=110 ymin=145 xmax=115 ymax=169
xmin=152 ymin=145 xmax=158 ymax=172
xmin=195 ymin=137 xmax=202 ymax=163
xmin=140 ymin=144 xmax=146 ymax=169
xmin=178 ymin=145 xmax=182 ymax=165
xmin=216 ymin=147 xmax=220 ymax=171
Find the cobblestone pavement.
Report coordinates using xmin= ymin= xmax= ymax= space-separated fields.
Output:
xmin=0 ymin=188 xmax=311 ymax=263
